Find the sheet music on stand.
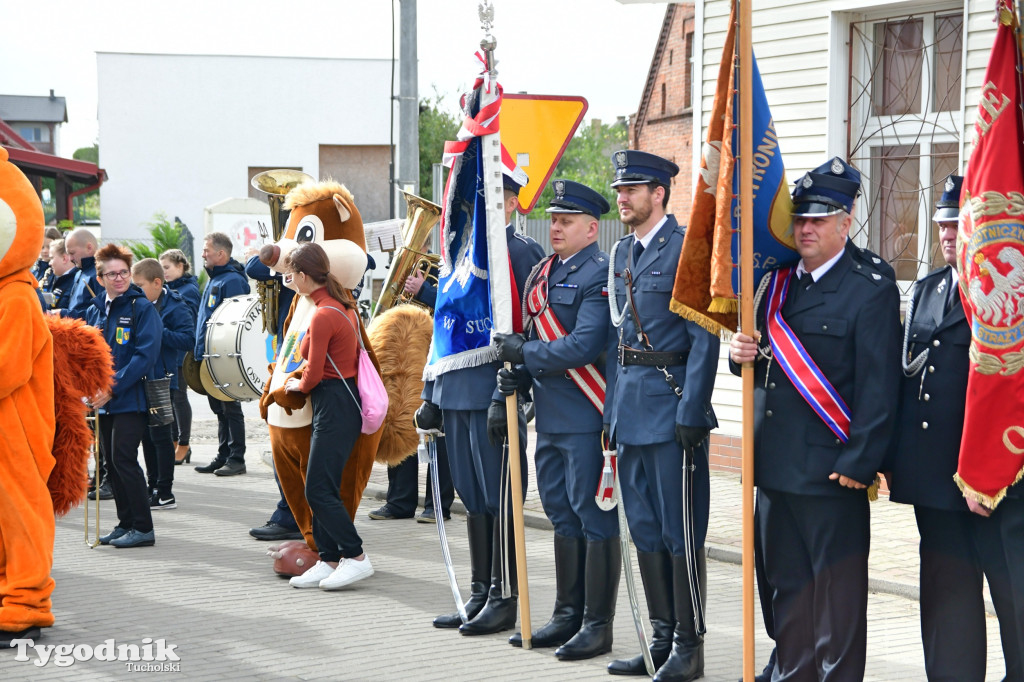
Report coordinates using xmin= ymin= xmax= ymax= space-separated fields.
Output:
xmin=363 ymin=219 xmax=405 ymax=253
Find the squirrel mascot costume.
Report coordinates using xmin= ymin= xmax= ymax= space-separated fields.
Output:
xmin=258 ymin=181 xmax=385 ymax=575
xmin=0 ymin=148 xmax=112 ymax=645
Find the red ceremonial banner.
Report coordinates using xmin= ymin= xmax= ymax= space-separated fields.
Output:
xmin=954 ymin=1 xmax=1024 ymax=508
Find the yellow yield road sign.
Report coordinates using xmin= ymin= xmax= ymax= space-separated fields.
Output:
xmin=501 ymin=94 xmax=588 ymax=214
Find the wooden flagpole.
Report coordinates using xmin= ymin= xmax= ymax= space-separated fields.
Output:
xmin=737 ymin=0 xmax=756 ymax=678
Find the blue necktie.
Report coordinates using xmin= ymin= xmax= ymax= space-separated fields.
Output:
xmin=632 ymin=239 xmax=644 ymax=266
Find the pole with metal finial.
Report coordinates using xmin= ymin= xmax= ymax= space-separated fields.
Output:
xmin=476 ymin=0 xmax=533 ymax=651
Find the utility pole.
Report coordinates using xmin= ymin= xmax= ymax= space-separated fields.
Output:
xmin=398 ymin=0 xmax=419 ymax=217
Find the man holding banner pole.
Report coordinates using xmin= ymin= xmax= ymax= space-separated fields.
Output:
xmin=729 ymin=158 xmax=901 ymax=680
xmin=415 ymin=49 xmax=545 ymax=636
xmin=493 ymin=179 xmax=620 ymax=660
xmin=604 ymin=150 xmax=720 ymax=682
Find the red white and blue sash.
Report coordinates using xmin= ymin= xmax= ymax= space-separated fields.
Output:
xmin=764 ymin=266 xmax=851 ymax=443
xmin=526 ymin=256 xmax=606 ymax=414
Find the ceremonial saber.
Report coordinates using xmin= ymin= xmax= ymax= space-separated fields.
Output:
xmin=425 ymin=432 xmax=468 ymax=623
xmin=682 ymin=447 xmax=706 ymax=635
xmin=616 ymin=471 xmax=655 ymax=676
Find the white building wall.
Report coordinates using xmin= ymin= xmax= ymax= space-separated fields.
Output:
xmin=698 ymin=0 xmax=996 ymax=437
xmin=97 ymin=52 xmax=393 ymax=244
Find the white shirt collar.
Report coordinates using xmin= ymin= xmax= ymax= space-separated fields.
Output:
xmin=796 ymin=247 xmax=845 ymax=282
xmin=634 ymin=215 xmax=669 ymax=250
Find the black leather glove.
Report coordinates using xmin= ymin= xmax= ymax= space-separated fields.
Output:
xmin=675 ymin=425 xmax=710 ymax=450
xmin=414 ymin=400 xmax=443 ymax=431
xmin=486 ymin=401 xmax=508 ymax=447
xmin=494 ymin=332 xmax=527 ymax=364
xmin=496 ymin=367 xmax=522 ymax=397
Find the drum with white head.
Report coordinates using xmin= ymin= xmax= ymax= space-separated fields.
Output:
xmin=203 ymin=295 xmax=273 ymax=401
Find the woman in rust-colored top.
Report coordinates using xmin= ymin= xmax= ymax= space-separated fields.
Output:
xmin=282 ymin=242 xmax=374 ymax=590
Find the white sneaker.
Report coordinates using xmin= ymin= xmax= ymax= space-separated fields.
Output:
xmin=319 ymin=556 xmax=374 ymax=590
xmin=289 ymin=560 xmax=335 ymax=588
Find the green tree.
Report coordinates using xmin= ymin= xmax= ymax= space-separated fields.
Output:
xmin=127 ymin=212 xmax=183 ymax=261
xmin=527 ymin=118 xmax=629 ymax=219
xmin=72 ymin=144 xmax=101 ymax=223
xmin=418 ymin=90 xmax=460 ymax=203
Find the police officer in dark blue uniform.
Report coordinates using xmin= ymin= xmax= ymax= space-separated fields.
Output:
xmin=493 ymin=180 xmax=619 ymax=660
xmin=604 ymin=151 xmax=720 ymax=682
xmin=886 ymin=174 xmax=1022 ymax=680
xmin=730 ymin=157 xmax=902 ymax=681
xmin=416 ymin=170 xmax=545 ymax=635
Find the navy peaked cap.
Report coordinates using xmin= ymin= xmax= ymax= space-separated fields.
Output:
xmin=792 ymin=157 xmax=862 ymax=216
xmin=933 ymin=174 xmax=964 ymax=222
xmin=610 ymin=149 xmax=679 ymax=187
xmin=547 ymin=179 xmax=610 ymax=217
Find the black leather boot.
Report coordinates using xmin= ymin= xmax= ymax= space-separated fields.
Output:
xmin=653 ymin=551 xmax=707 ymax=682
xmin=556 ymin=537 xmax=621 ymax=660
xmin=608 ymin=550 xmax=675 ymax=676
xmin=460 ymin=521 xmax=518 ymax=636
xmin=510 ymin=534 xmax=585 ymax=647
xmin=434 ymin=513 xmax=493 ymax=628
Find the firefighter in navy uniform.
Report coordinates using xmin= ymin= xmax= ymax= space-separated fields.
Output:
xmin=416 ymin=168 xmax=545 ymax=636
xmin=493 ymin=180 xmax=619 ymax=660
xmin=730 ymin=157 xmax=901 ymax=681
xmin=886 ymin=174 xmax=1022 ymax=680
xmin=604 ymin=150 xmax=720 ymax=682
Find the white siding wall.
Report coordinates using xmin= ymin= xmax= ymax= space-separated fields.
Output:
xmin=697 ymin=0 xmax=996 ymax=437
xmin=97 ymin=53 xmax=393 ymax=243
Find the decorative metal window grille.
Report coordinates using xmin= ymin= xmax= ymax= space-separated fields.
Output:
xmin=847 ymin=10 xmax=963 ymax=288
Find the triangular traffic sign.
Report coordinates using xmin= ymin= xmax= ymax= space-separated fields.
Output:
xmin=501 ymin=94 xmax=588 ymax=214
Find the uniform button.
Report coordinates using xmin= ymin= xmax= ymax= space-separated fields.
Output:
xmin=932 ymin=340 xmax=941 ymax=347
xmin=912 ymin=333 xmax=918 ymax=338
xmin=834 ymin=438 xmax=841 ymax=445
xmin=631 ymin=286 xmax=637 ymax=293
xmin=766 ymin=410 xmax=774 ymax=417
xmin=928 ymin=366 xmax=935 ymax=373
xmin=922 ymin=421 xmax=929 ymax=429
xmin=923 ymin=393 xmax=930 ymax=401
xmin=564 ymin=372 xmax=572 ymax=380
xmin=822 ymin=324 xmax=828 ymax=331
xmin=768 ymin=382 xmax=776 ymax=389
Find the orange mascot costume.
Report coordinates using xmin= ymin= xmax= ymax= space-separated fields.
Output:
xmin=0 ymin=147 xmax=57 ymax=645
xmin=258 ymin=181 xmax=383 ymax=574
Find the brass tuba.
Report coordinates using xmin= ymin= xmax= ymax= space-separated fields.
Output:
xmin=251 ymin=169 xmax=314 ymax=335
xmin=372 ymin=190 xmax=442 ymax=319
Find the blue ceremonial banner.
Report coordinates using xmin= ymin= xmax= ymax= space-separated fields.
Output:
xmin=422 ymin=63 xmax=509 ymax=380
xmin=728 ymin=52 xmax=796 ymax=298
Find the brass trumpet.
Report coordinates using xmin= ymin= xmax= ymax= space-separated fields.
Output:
xmin=251 ymin=169 xmax=315 ymax=335
xmin=84 ymin=410 xmax=102 ymax=548
xmin=373 ymin=191 xmax=442 ymax=319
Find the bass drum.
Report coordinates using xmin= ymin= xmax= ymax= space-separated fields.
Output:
xmin=203 ymin=295 xmax=274 ymax=402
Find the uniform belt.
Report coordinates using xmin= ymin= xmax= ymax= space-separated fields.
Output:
xmin=618 ymin=346 xmax=687 ymax=367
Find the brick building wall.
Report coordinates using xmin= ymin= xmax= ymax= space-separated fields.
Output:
xmin=629 ymin=3 xmax=695 ymax=219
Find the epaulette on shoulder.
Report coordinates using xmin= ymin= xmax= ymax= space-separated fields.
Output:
xmin=850 ymin=262 xmax=886 ymax=285
xmin=592 ymin=250 xmax=610 ymax=266
xmin=920 ymin=265 xmax=951 ymax=283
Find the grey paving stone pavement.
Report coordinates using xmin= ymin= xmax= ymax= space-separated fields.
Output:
xmin=2 ymin=399 xmax=1008 ymax=680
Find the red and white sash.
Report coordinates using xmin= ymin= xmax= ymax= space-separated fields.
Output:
xmin=764 ymin=266 xmax=851 ymax=443
xmin=526 ymin=256 xmax=606 ymax=414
